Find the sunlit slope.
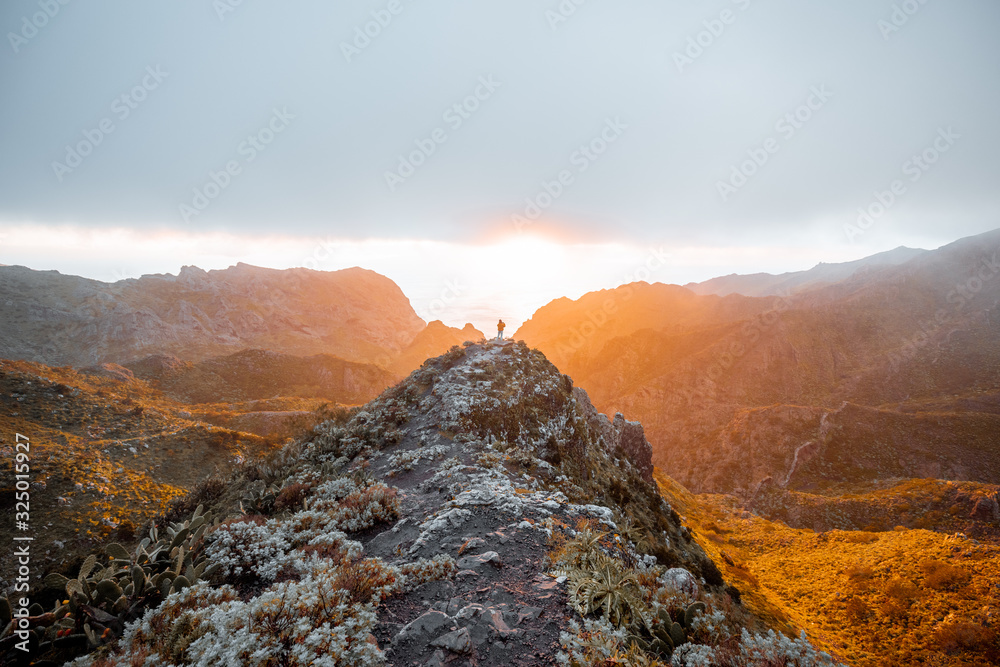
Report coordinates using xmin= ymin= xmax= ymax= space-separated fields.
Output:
xmin=0 ymin=263 xmax=425 ymax=367
xmin=520 ymin=228 xmax=1000 ymax=493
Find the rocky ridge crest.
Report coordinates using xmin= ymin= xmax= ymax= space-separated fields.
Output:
xmin=17 ymin=341 xmax=843 ymax=666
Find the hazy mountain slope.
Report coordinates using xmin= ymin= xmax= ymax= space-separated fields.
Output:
xmin=388 ymin=320 xmax=485 ymax=376
xmin=125 ymin=348 xmax=399 ymax=405
xmin=0 ymin=263 xmax=425 ymax=368
xmin=515 ymin=281 xmax=778 ymax=373
xmin=518 ymin=228 xmax=1000 ymax=494
xmin=684 ymin=246 xmax=926 ymax=297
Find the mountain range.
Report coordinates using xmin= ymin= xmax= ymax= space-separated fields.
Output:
xmin=3 ymin=229 xmax=1000 ymax=666
xmin=517 ymin=228 xmax=1000 ymax=496
xmin=0 ymin=262 xmax=466 ymax=369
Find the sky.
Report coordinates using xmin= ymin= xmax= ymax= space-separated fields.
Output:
xmin=1 ymin=0 xmax=999 ymax=331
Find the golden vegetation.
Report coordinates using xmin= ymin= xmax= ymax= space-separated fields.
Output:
xmin=0 ymin=359 xmax=325 ymax=588
xmin=655 ymin=470 xmax=1000 ymax=666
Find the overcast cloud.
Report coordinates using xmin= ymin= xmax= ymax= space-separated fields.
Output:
xmin=1 ymin=0 xmax=998 ymax=258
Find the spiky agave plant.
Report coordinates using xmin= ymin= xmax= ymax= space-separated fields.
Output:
xmin=562 ymin=524 xmax=609 ymax=571
xmin=569 ymin=555 xmax=646 ymax=628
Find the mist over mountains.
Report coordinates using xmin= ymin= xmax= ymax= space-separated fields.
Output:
xmin=3 ymin=229 xmax=1000 ymax=666
xmin=518 ymin=228 xmax=1000 ymax=494
xmin=5 ymin=228 xmax=1000 ymax=498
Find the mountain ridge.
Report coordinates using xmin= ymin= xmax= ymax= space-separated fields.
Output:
xmin=516 ymin=227 xmax=1000 ymax=497
xmin=683 ymin=245 xmax=927 ymax=297
xmin=6 ymin=340 xmax=852 ymax=667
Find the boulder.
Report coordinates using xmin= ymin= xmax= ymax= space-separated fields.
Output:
xmin=430 ymin=627 xmax=473 ymax=655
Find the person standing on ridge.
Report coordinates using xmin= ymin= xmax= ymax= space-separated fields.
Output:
xmin=497 ymin=319 xmax=505 ymax=341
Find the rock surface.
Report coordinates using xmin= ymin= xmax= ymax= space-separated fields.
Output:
xmin=0 ymin=263 xmax=424 ymax=367
xmin=41 ymin=340 xmax=733 ymax=666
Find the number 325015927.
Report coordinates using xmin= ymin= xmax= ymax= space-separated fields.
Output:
xmin=15 ymin=434 xmax=30 ymax=522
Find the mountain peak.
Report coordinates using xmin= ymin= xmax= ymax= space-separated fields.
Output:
xmin=63 ymin=340 xmax=752 ymax=666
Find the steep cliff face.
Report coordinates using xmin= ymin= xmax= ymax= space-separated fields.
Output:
xmin=0 ymin=263 xmax=425 ymax=368
xmin=573 ymin=386 xmax=654 ymax=482
xmin=14 ymin=341 xmax=845 ymax=667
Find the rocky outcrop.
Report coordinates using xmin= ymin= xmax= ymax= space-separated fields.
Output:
xmin=21 ymin=340 xmax=751 ymax=667
xmin=573 ymin=387 xmax=653 ymax=482
xmin=0 ymin=263 xmax=425 ymax=368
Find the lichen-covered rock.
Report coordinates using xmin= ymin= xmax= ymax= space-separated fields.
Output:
xmin=573 ymin=387 xmax=654 ymax=482
xmin=43 ymin=340 xmax=812 ymax=667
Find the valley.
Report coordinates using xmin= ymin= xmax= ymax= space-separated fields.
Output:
xmin=2 ymin=229 xmax=1000 ymax=665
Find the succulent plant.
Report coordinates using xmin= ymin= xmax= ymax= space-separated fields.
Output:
xmin=569 ymin=556 xmax=645 ymax=628
xmin=241 ymin=480 xmax=279 ymax=514
xmin=684 ymin=601 xmax=706 ymax=628
xmin=25 ymin=505 xmax=219 ymax=662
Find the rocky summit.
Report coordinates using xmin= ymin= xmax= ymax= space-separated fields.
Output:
xmin=14 ymin=341 xmax=844 ymax=666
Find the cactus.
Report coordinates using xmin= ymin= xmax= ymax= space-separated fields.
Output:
xmin=131 ymin=564 xmax=146 ymax=593
xmin=106 ymin=543 xmax=131 ymax=561
xmin=22 ymin=506 xmax=219 ymax=665
xmin=684 ymin=601 xmax=706 ymax=628
xmin=83 ymin=622 xmax=98 ymax=647
xmin=78 ymin=554 xmax=98 ymax=581
xmin=44 ymin=572 xmax=69 ymax=591
xmin=171 ymin=575 xmax=191 ymax=594
xmin=96 ymin=579 xmax=122 ymax=603
xmin=66 ymin=578 xmax=85 ymax=600
xmin=241 ymin=481 xmax=279 ymax=514
xmin=650 ymin=637 xmax=674 ymax=659
xmin=669 ymin=620 xmax=685 ymax=646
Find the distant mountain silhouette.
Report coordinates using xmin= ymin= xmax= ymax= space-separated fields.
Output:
xmin=518 ymin=228 xmax=1000 ymax=494
xmin=0 ymin=263 xmax=424 ymax=368
xmin=684 ymin=246 xmax=926 ymax=297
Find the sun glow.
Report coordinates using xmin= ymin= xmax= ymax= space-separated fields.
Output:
xmin=1 ymin=222 xmax=876 ymax=334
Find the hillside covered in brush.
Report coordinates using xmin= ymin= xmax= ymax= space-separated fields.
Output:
xmin=517 ymin=228 xmax=1000 ymax=498
xmin=0 ymin=357 xmax=310 ymax=595
xmin=124 ymin=348 xmax=399 ymax=405
xmin=4 ymin=341 xmax=846 ymax=666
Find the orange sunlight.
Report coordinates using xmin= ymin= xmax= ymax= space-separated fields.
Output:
xmin=2 ymin=223 xmax=872 ymax=333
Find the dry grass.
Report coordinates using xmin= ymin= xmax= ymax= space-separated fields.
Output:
xmin=654 ymin=468 xmax=1000 ymax=667
xmin=0 ymin=358 xmax=298 ymax=587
